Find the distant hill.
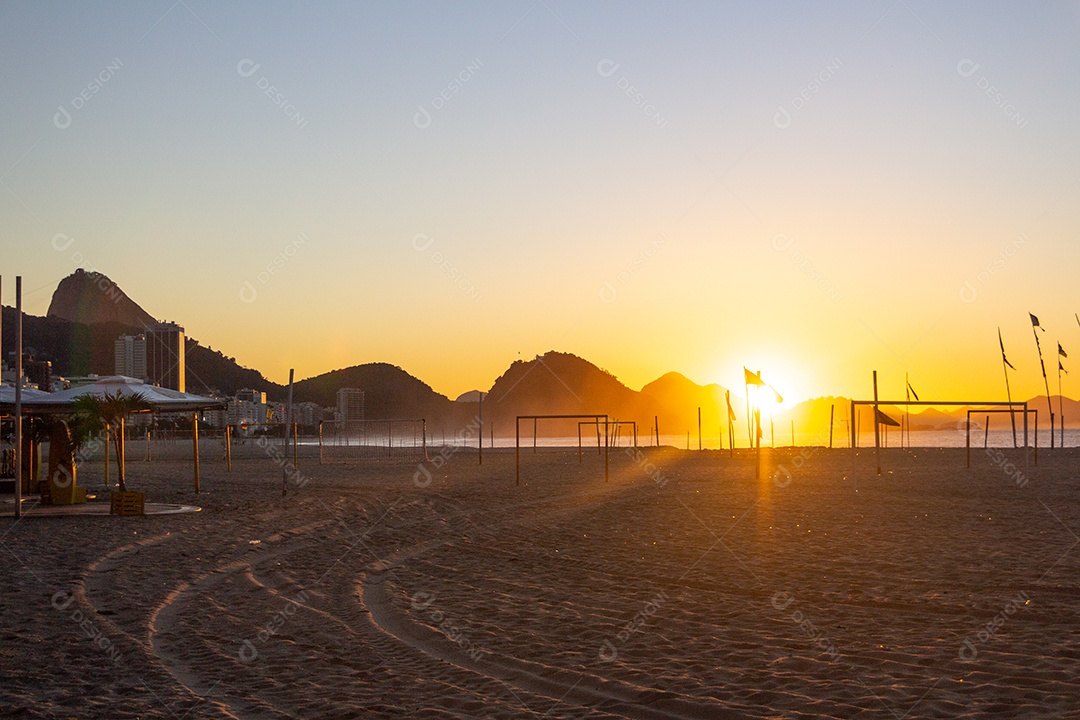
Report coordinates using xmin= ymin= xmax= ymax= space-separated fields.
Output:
xmin=47 ymin=269 xmax=157 ymax=328
xmin=184 ymin=341 xmax=283 ymax=399
xmin=293 ymin=363 xmax=467 ymax=427
xmin=483 ymin=352 xmax=649 ymax=430
xmin=641 ymin=371 xmax=728 ymax=436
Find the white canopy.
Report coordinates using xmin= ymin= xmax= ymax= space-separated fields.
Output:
xmin=0 ymin=376 xmax=226 ymax=415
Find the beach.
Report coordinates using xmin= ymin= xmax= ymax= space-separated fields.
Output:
xmin=2 ymin=445 xmax=1078 ymax=718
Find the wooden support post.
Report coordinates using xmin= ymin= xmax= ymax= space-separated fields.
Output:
xmin=478 ymin=393 xmax=483 ymax=467
xmin=984 ymin=415 xmax=990 ymax=450
xmin=226 ymin=424 xmax=232 ymax=472
xmin=293 ymin=422 xmax=298 ymax=469
xmin=146 ymin=430 xmax=151 ymax=461
xmin=104 ymin=424 xmax=110 ymax=489
xmin=515 ymin=417 xmax=520 ymax=486
xmin=423 ymin=419 xmax=428 ymax=461
xmin=578 ymin=423 xmax=583 ymax=463
xmin=697 ymin=407 xmax=702 ymax=451
xmin=318 ymin=421 xmax=324 ymax=465
xmin=654 ymin=416 xmax=659 ymax=447
xmin=533 ymin=417 xmax=537 ymax=454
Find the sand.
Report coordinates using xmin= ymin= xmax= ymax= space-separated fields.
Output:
xmin=1 ymin=443 xmax=1078 ymax=718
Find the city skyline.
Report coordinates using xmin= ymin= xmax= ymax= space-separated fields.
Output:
xmin=2 ymin=3 xmax=1079 ymax=404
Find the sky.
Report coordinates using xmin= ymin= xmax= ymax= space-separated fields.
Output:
xmin=2 ymin=1 xmax=1079 ymax=404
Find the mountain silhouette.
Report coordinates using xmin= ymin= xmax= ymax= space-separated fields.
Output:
xmin=47 ymin=269 xmax=157 ymax=328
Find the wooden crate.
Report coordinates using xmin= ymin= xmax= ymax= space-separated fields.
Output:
xmin=110 ymin=491 xmax=145 ymax=516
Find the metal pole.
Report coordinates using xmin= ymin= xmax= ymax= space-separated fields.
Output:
xmin=850 ymin=401 xmax=856 ymax=479
xmin=577 ymin=422 xmax=582 ymax=463
xmin=697 ymin=407 xmax=702 ymax=451
xmin=226 ymin=424 xmax=232 ymax=471
xmin=873 ymin=371 xmax=881 ymax=475
xmin=984 ymin=415 xmax=990 ymax=450
xmin=192 ymin=412 xmax=200 ymax=494
xmin=829 ymin=404 xmax=835 ymax=449
xmin=1024 ymin=404 xmax=1029 ymax=473
xmin=533 ymin=417 xmax=537 ymax=454
xmin=284 ymin=369 xmax=294 ymax=496
xmin=515 ymin=417 xmax=520 ymax=486
xmin=478 ymin=392 xmax=483 ymax=466
xmin=13 ymin=277 xmax=21 ymax=518
xmin=754 ymin=408 xmax=761 ymax=480
xmin=604 ymin=416 xmax=609 ymax=483
xmin=966 ymin=410 xmax=971 ymax=468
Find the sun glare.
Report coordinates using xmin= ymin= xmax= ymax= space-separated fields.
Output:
xmin=749 ymin=382 xmax=783 ymax=416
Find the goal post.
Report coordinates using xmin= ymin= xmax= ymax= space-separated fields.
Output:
xmin=516 ymin=414 xmax=610 ymax=485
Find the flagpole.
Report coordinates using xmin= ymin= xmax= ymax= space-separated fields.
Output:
xmin=1030 ymin=314 xmax=1054 ymax=449
xmin=999 ymin=328 xmax=1017 ymax=448
xmin=745 ymin=380 xmax=752 ymax=447
xmin=1058 ymin=358 xmax=1064 ymax=448
xmin=1058 ymin=345 xmax=1065 ymax=448
xmin=726 ymin=390 xmax=734 ymax=457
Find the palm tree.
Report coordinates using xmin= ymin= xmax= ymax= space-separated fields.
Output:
xmin=73 ymin=391 xmax=152 ymax=492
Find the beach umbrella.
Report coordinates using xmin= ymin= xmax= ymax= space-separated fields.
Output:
xmin=30 ymin=376 xmax=224 ymax=414
xmin=3 ymin=376 xmax=226 ymax=494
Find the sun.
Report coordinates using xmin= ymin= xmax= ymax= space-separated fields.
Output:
xmin=750 ymin=383 xmax=783 ymax=416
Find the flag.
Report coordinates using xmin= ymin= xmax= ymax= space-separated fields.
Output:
xmin=998 ymin=328 xmax=1016 ymax=370
xmin=875 ymin=409 xmax=901 ymax=427
xmin=769 ymin=386 xmax=783 ymax=404
xmin=725 ymin=391 xmax=736 ymax=422
xmin=907 ymin=382 xmax=919 ymax=402
xmin=1030 ymin=312 xmax=1044 ymax=331
xmin=1059 ymin=343 xmax=1068 ymax=358
xmin=744 ymin=367 xmax=764 ymax=386
xmin=1060 ymin=361 xmax=1069 ymax=375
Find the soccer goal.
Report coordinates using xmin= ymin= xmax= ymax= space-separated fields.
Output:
xmin=318 ymin=419 xmax=427 ymax=463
